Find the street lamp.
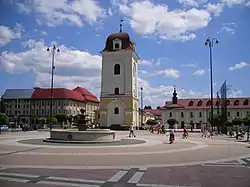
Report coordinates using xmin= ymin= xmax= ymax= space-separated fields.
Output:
xmin=47 ymin=45 xmax=60 ymax=130
xmin=140 ymin=87 xmax=143 ymax=128
xmin=205 ymin=37 xmax=219 ymax=131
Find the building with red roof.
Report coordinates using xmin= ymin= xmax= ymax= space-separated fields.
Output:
xmin=29 ymin=86 xmax=99 ymax=124
xmin=161 ymin=88 xmax=250 ymax=129
xmin=1 ymin=86 xmax=99 ymax=125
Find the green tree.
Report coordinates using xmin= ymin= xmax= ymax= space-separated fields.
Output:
xmin=232 ymin=118 xmax=242 ymax=134
xmin=68 ymin=115 xmax=73 ymax=127
xmin=0 ymin=113 xmax=8 ymax=125
xmin=243 ymin=114 xmax=250 ymax=141
xmin=54 ymin=113 xmax=67 ymax=128
xmin=167 ymin=118 xmax=177 ymax=129
xmin=38 ymin=117 xmax=47 ymax=124
xmin=146 ymin=119 xmax=157 ymax=126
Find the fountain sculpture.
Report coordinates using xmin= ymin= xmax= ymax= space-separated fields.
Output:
xmin=44 ymin=108 xmax=116 ymax=143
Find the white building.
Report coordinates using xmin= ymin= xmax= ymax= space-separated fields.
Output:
xmin=99 ymin=31 xmax=140 ymax=128
xmin=161 ymin=88 xmax=250 ymax=129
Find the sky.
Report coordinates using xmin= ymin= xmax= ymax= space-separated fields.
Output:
xmin=0 ymin=0 xmax=249 ymax=108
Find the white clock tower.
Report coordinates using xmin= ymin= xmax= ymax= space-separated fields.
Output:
xmin=99 ymin=29 xmax=140 ymax=128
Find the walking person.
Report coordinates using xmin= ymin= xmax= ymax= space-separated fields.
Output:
xmin=201 ymin=124 xmax=207 ymax=138
xmin=129 ymin=124 xmax=136 ymax=137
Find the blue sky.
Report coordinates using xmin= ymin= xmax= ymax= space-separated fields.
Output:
xmin=0 ymin=0 xmax=249 ymax=107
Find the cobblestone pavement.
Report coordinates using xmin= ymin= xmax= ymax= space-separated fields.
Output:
xmin=0 ymin=131 xmax=249 ymax=186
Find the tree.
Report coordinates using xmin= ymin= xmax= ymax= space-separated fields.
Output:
xmin=146 ymin=119 xmax=157 ymax=126
xmin=156 ymin=106 xmax=161 ymax=110
xmin=144 ymin=106 xmax=152 ymax=109
xmin=21 ymin=118 xmax=27 ymax=124
xmin=243 ymin=114 xmax=250 ymax=141
xmin=47 ymin=117 xmax=57 ymax=125
xmin=38 ymin=117 xmax=47 ymax=124
xmin=167 ymin=118 xmax=177 ymax=129
xmin=68 ymin=115 xmax=73 ymax=126
xmin=0 ymin=113 xmax=8 ymax=125
xmin=232 ymin=118 xmax=242 ymax=134
xmin=54 ymin=113 xmax=68 ymax=128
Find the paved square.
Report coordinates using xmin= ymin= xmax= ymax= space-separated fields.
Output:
xmin=0 ymin=131 xmax=250 ymax=187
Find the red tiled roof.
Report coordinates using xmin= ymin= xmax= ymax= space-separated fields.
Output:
xmin=31 ymin=88 xmax=86 ymax=102
xmin=162 ymin=98 xmax=250 ymax=110
xmin=72 ymin=86 xmax=99 ymax=103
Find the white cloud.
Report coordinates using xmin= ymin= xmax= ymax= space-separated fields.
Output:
xmin=221 ymin=0 xmax=245 ymax=6
xmin=139 ymin=78 xmax=210 ymax=107
xmin=178 ymin=0 xmax=199 ymax=7
xmin=0 ymin=24 xmax=23 ymax=46
xmin=180 ymin=63 xmax=196 ymax=67
xmin=118 ymin=1 xmax=211 ymax=41
xmin=41 ymin=31 xmax=48 ymax=36
xmin=219 ymin=22 xmax=237 ymax=34
xmin=205 ymin=3 xmax=224 ymax=16
xmin=0 ymin=39 xmax=102 ymax=96
xmin=228 ymin=62 xmax=250 ymax=71
xmin=228 ymin=89 xmax=243 ymax=97
xmin=192 ymin=69 xmax=206 ymax=76
xmin=17 ymin=0 xmax=106 ymax=27
xmin=154 ymin=68 xmax=180 ymax=79
xmin=140 ymin=59 xmax=161 ymax=66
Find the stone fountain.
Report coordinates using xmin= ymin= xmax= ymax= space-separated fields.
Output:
xmin=44 ymin=109 xmax=116 ymax=143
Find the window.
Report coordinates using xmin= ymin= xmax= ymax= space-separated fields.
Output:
xmin=188 ymin=101 xmax=194 ymax=106
xmin=169 ymin=112 xmax=172 ymax=117
xmin=114 ymin=87 xmax=119 ymax=95
xmin=114 ymin=107 xmax=119 ymax=114
xmin=197 ymin=100 xmax=202 ymax=106
xmin=206 ymin=100 xmax=211 ymax=106
xmin=237 ymin=112 xmax=240 ymax=117
xmin=115 ymin=43 xmax=120 ymax=49
xmin=114 ymin=64 xmax=120 ymax=75
xmin=199 ymin=112 xmax=202 ymax=117
xmin=190 ymin=112 xmax=193 ymax=117
xmin=181 ymin=112 xmax=184 ymax=117
xmin=228 ymin=112 xmax=230 ymax=117
xmin=243 ymin=99 xmax=249 ymax=105
xmin=234 ymin=100 xmax=239 ymax=106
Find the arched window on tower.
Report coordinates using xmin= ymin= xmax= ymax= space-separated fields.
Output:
xmin=114 ymin=87 xmax=119 ymax=95
xmin=114 ymin=64 xmax=120 ymax=75
xmin=114 ymin=107 xmax=119 ymax=114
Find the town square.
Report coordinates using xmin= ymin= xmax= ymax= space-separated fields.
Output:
xmin=1 ymin=0 xmax=250 ymax=187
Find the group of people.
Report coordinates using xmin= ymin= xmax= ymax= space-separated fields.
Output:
xmin=201 ymin=124 xmax=213 ymax=138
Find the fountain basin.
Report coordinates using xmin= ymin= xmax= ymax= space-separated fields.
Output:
xmin=44 ymin=129 xmax=117 ymax=144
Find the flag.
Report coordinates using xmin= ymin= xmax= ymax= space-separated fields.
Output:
xmin=217 ymin=92 xmax=220 ymax=103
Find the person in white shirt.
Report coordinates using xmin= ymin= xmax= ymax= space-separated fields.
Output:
xmin=129 ymin=124 xmax=136 ymax=137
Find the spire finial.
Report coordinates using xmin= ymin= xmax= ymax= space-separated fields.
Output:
xmin=119 ymin=19 xmax=123 ymax=32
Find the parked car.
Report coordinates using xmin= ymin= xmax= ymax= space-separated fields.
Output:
xmin=0 ymin=125 xmax=9 ymax=132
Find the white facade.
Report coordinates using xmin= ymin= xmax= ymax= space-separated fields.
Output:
xmin=162 ymin=108 xmax=250 ymax=129
xmin=100 ymin=37 xmax=140 ymax=127
xmin=100 ymin=50 xmax=139 ymax=98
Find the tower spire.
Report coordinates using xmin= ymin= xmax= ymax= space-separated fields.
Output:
xmin=172 ymin=85 xmax=178 ymax=104
xmin=119 ymin=19 xmax=123 ymax=32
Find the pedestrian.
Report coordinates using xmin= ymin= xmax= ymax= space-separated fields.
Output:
xmin=129 ymin=124 xmax=136 ymax=137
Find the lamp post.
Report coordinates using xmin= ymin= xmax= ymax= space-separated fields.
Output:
xmin=47 ymin=45 xmax=60 ymax=130
xmin=140 ymin=87 xmax=143 ymax=128
xmin=205 ymin=37 xmax=219 ymax=131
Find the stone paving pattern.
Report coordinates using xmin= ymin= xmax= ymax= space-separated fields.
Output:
xmin=0 ymin=131 xmax=249 ymax=187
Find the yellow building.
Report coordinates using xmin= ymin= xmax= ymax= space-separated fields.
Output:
xmin=99 ymin=31 xmax=140 ymax=128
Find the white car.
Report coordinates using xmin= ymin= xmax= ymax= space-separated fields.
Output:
xmin=0 ymin=125 xmax=9 ymax=132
